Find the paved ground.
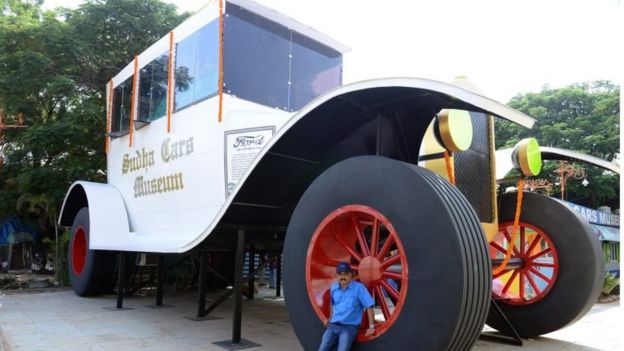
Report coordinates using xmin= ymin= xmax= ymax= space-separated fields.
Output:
xmin=0 ymin=287 xmax=621 ymax=351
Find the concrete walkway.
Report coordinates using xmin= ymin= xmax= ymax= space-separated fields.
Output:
xmin=0 ymin=287 xmax=620 ymax=351
xmin=0 ymin=287 xmax=298 ymax=351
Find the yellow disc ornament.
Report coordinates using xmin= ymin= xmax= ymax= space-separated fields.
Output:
xmin=512 ymin=138 xmax=542 ymax=177
xmin=436 ymin=109 xmax=473 ymax=152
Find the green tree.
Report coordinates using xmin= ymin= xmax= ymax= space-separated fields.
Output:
xmin=495 ymin=81 xmax=620 ymax=209
xmin=65 ymin=0 xmax=188 ymax=95
xmin=0 ymin=0 xmax=83 ymax=229
xmin=0 ymin=0 xmax=42 ymax=17
xmin=0 ymin=0 xmax=187 ymax=233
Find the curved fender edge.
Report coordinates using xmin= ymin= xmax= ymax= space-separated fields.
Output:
xmin=58 ymin=181 xmax=130 ymax=250
xmin=495 ymin=147 xmax=619 ymax=180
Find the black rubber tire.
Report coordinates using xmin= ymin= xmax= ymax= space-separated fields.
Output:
xmin=487 ymin=192 xmax=604 ymax=337
xmin=68 ymin=207 xmax=116 ymax=296
xmin=283 ymin=156 xmax=491 ymax=351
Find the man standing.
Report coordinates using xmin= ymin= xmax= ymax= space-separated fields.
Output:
xmin=318 ymin=262 xmax=375 ymax=351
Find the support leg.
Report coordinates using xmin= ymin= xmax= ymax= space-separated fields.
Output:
xmin=156 ymin=254 xmax=164 ymax=306
xmin=276 ymin=252 xmax=282 ymax=298
xmin=145 ymin=254 xmax=173 ymax=309
xmin=116 ymin=253 xmax=126 ymax=309
xmin=212 ymin=229 xmax=260 ymax=350
xmin=196 ymin=251 xmax=208 ymax=318
xmin=479 ymin=299 xmax=523 ymax=346
xmin=103 ymin=253 xmax=133 ymax=311
xmin=233 ymin=229 xmax=245 ymax=344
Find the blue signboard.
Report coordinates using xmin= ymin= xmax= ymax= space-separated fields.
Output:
xmin=557 ymin=200 xmax=619 ymax=243
xmin=559 ymin=200 xmax=619 ymax=227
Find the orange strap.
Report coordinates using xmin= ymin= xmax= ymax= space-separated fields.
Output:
xmin=129 ymin=56 xmax=138 ymax=147
xmin=167 ymin=32 xmax=174 ymax=133
xmin=105 ymin=80 xmax=113 ymax=153
xmin=492 ymin=178 xmax=525 ymax=275
xmin=217 ymin=0 xmax=224 ymax=123
xmin=443 ymin=150 xmax=456 ymax=185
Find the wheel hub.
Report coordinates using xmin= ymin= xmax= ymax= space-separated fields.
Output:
xmin=358 ymin=256 xmax=383 ymax=286
xmin=72 ymin=227 xmax=87 ymax=275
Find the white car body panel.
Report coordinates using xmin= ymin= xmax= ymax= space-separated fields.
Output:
xmin=59 ymin=0 xmax=539 ymax=253
xmin=59 ymin=181 xmax=130 ymax=250
xmin=101 ymin=77 xmax=535 ymax=253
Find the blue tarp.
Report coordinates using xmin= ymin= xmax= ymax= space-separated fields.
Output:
xmin=0 ymin=216 xmax=40 ymax=245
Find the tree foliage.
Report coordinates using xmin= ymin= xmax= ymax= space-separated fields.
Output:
xmin=495 ymin=81 xmax=620 ymax=209
xmin=65 ymin=0 xmax=185 ymax=94
xmin=0 ymin=0 xmax=187 ymax=232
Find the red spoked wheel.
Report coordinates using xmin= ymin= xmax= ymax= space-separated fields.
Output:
xmin=490 ymin=221 xmax=559 ymax=305
xmin=487 ymin=192 xmax=604 ymax=338
xmin=71 ymin=226 xmax=88 ymax=275
xmin=306 ymin=205 xmax=408 ymax=341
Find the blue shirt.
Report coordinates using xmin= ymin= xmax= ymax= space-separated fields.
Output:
xmin=329 ymin=280 xmax=374 ymax=326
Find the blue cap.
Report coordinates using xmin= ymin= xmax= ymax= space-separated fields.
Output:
xmin=336 ymin=262 xmax=351 ymax=273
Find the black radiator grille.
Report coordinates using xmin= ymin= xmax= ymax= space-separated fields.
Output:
xmin=454 ymin=112 xmax=494 ymax=222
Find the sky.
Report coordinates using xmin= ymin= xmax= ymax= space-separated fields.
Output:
xmin=41 ymin=0 xmax=622 ymax=103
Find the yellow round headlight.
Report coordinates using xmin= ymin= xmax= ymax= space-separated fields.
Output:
xmin=436 ymin=109 xmax=473 ymax=152
xmin=512 ymin=138 xmax=542 ymax=176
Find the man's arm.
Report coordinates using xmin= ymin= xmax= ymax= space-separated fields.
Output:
xmin=358 ymin=285 xmax=376 ymax=336
xmin=326 ymin=305 xmax=332 ymax=327
xmin=365 ymin=307 xmax=375 ymax=336
xmin=326 ymin=287 xmax=334 ymax=327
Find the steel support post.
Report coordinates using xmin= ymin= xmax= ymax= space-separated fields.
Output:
xmin=479 ymin=299 xmax=523 ymax=346
xmin=196 ymin=251 xmax=208 ymax=318
xmin=212 ymin=229 xmax=259 ymax=350
xmin=116 ymin=253 xmax=126 ymax=309
xmin=275 ymin=252 xmax=282 ymax=298
xmin=156 ymin=254 xmax=164 ymax=306
xmin=233 ymin=229 xmax=245 ymax=344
